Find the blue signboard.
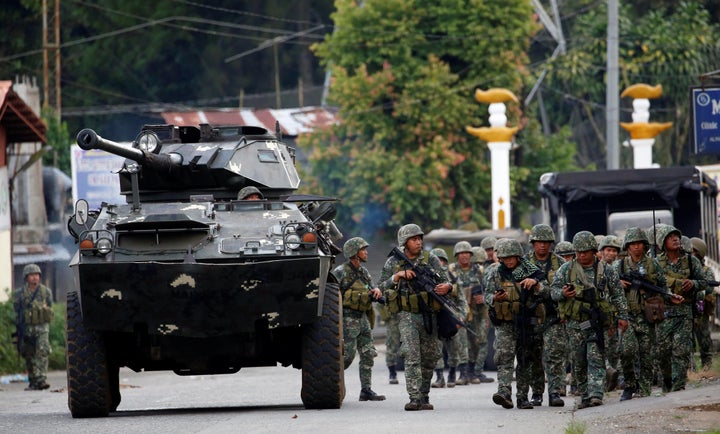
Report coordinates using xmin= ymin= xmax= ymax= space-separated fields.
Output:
xmin=70 ymin=145 xmax=127 ymax=210
xmin=691 ymin=86 xmax=720 ymax=154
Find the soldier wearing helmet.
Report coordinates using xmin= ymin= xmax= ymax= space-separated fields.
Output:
xmin=689 ymin=237 xmax=716 ymax=371
xmin=13 ymin=264 xmax=54 ymax=391
xmin=481 ymin=236 xmax=498 ymax=266
xmin=484 ymin=238 xmax=545 ymax=410
xmin=655 ymin=225 xmax=706 ymax=392
xmin=615 ymin=227 xmax=679 ymax=401
xmin=526 ymin=224 xmax=566 ymax=407
xmin=555 ymin=241 xmax=575 ymax=262
xmin=550 ymin=231 xmax=629 ymax=409
xmin=430 ymin=248 xmax=449 ymax=269
xmin=237 ymin=186 xmax=264 ymax=200
xmin=331 ymin=237 xmax=385 ymax=402
xmin=599 ymin=235 xmax=623 ymax=265
xmin=471 ymin=246 xmax=488 ymax=265
xmin=378 ymin=224 xmax=452 ymax=411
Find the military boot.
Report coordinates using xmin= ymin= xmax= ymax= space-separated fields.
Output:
xmin=420 ymin=396 xmax=434 ymax=410
xmin=468 ymin=362 xmax=480 ymax=384
xmin=605 ymin=367 xmax=619 ymax=392
xmin=359 ymin=388 xmax=386 ymax=401
xmin=517 ymin=397 xmax=534 ymax=409
xmin=388 ymin=365 xmax=399 ymax=385
xmin=455 ymin=363 xmax=469 ymax=386
xmin=492 ymin=391 xmax=514 ymax=409
xmin=620 ymin=385 xmax=635 ymax=401
xmin=431 ymin=369 xmax=445 ymax=388
xmin=446 ymin=367 xmax=457 ymax=388
xmin=530 ymin=393 xmax=543 ymax=406
xmin=404 ymin=399 xmax=423 ymax=411
xmin=548 ymin=392 xmax=565 ymax=407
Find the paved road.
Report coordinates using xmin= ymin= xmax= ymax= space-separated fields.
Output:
xmin=1 ymin=344 xmax=718 ymax=433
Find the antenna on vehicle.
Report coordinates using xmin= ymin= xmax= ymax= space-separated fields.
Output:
xmin=275 ymin=120 xmax=282 ymax=141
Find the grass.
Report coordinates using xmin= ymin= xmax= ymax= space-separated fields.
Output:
xmin=565 ymin=420 xmax=587 ymax=434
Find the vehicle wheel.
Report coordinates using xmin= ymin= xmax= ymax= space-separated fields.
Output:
xmin=301 ymin=282 xmax=345 ymax=409
xmin=66 ymin=291 xmax=112 ymax=418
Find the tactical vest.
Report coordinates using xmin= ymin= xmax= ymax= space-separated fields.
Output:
xmin=16 ymin=285 xmax=54 ymax=326
xmin=619 ymin=257 xmax=659 ymax=314
xmin=558 ymin=260 xmax=613 ymax=327
xmin=340 ymin=264 xmax=373 ymax=312
xmin=391 ymin=251 xmax=442 ymax=314
xmin=659 ymin=253 xmax=696 ymax=304
xmin=530 ymin=254 xmax=562 ymax=317
xmin=490 ymin=273 xmax=545 ymax=324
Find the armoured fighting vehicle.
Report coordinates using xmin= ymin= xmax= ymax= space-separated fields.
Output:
xmin=66 ymin=124 xmax=345 ymax=417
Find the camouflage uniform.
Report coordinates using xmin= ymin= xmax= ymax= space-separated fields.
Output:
xmin=378 ymin=224 xmax=451 ymax=410
xmin=486 ymin=238 xmax=546 ymax=409
xmin=13 ymin=264 xmax=54 ymax=391
xmin=655 ymin=226 xmax=706 ymax=392
xmin=550 ymin=232 xmax=629 ymax=407
xmin=333 ymin=238 xmax=385 ymax=401
xmin=527 ymin=224 xmax=566 ymax=406
xmin=614 ymin=227 xmax=669 ymax=398
xmin=598 ymin=235 xmax=624 ymax=390
xmin=690 ymin=237 xmax=715 ymax=370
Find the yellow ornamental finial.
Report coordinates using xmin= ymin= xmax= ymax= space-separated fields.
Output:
xmin=474 ymin=88 xmax=519 ymax=104
xmin=466 ymin=126 xmax=519 ymax=143
xmin=620 ymin=122 xmax=673 ymax=139
xmin=621 ymin=84 xmax=663 ymax=99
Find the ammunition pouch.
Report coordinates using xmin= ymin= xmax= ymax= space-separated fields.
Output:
xmin=25 ymin=304 xmax=54 ymax=326
xmin=559 ymin=298 xmax=613 ymax=328
xmin=643 ymin=295 xmax=666 ymax=323
xmin=399 ymin=290 xmax=440 ymax=313
xmin=342 ymin=288 xmax=372 ymax=312
xmin=492 ymin=300 xmax=519 ymax=322
xmin=385 ymin=290 xmax=400 ymax=314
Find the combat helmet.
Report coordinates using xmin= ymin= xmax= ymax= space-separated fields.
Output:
xmin=529 ymin=224 xmax=555 ymax=243
xmin=599 ymin=235 xmax=623 ymax=251
xmin=453 ymin=241 xmax=473 ymax=257
xmin=430 ymin=248 xmax=449 ymax=263
xmin=495 ymin=238 xmax=523 ymax=258
xmin=622 ymin=227 xmax=649 ymax=250
xmin=681 ymin=236 xmax=693 ymax=254
xmin=23 ymin=263 xmax=42 ymax=279
xmin=655 ymin=224 xmax=681 ymax=251
xmin=691 ymin=237 xmax=707 ymax=259
xmin=237 ymin=186 xmax=264 ymax=200
xmin=471 ymin=246 xmax=488 ymax=263
xmin=480 ymin=236 xmax=497 ymax=250
xmin=343 ymin=237 xmax=369 ymax=259
xmin=572 ymin=231 xmax=598 ymax=252
xmin=554 ymin=241 xmax=574 ymax=256
xmin=397 ymin=224 xmax=424 ymax=247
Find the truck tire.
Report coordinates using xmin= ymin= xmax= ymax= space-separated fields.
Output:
xmin=301 ymin=282 xmax=345 ymax=409
xmin=66 ymin=291 xmax=112 ymax=418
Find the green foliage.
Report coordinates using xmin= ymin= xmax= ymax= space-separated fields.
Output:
xmin=565 ymin=420 xmax=587 ymax=434
xmin=300 ymin=0 xmax=544 ymax=236
xmin=0 ymin=289 xmax=67 ymax=375
xmin=41 ymin=107 xmax=72 ymax=175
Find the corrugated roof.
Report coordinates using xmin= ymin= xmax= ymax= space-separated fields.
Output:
xmin=13 ymin=243 xmax=72 ymax=265
xmin=0 ymin=81 xmax=46 ymax=143
xmin=161 ymin=106 xmax=337 ymax=137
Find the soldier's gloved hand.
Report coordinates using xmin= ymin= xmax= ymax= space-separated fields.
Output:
xmin=617 ymin=319 xmax=628 ymax=333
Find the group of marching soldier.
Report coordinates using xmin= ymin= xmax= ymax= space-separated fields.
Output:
xmin=334 ymin=222 xmax=717 ymax=411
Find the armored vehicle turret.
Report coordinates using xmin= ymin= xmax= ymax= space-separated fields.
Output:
xmin=66 ymin=123 xmax=345 ymax=417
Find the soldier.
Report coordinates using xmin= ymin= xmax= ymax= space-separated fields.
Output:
xmin=466 ymin=247 xmax=494 ymax=384
xmin=446 ymin=241 xmax=487 ymax=386
xmin=485 ymin=238 xmax=546 ymax=410
xmin=481 ymin=236 xmax=498 ymax=267
xmin=690 ymin=237 xmax=715 ymax=371
xmin=527 ymin=224 xmax=566 ymax=407
xmin=655 ymin=225 xmax=706 ymax=392
xmin=598 ymin=235 xmax=624 ymax=391
xmin=551 ymin=231 xmax=629 ymax=408
xmin=555 ymin=241 xmax=576 ymax=262
xmin=237 ymin=186 xmax=264 ymax=200
xmin=13 ymin=264 xmax=54 ymax=391
xmin=332 ymin=237 xmax=386 ymax=401
xmin=615 ymin=227 xmax=681 ymax=400
xmin=378 ymin=224 xmax=452 ymax=411
xmin=429 ymin=247 xmax=452 ymax=388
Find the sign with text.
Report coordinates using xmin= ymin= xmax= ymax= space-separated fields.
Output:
xmin=691 ymin=86 xmax=720 ymax=154
xmin=70 ymin=145 xmax=127 ymax=210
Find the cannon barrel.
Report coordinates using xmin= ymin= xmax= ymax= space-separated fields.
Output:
xmin=77 ymin=128 xmax=178 ymax=171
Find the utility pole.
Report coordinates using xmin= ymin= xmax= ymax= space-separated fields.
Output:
xmin=42 ymin=0 xmax=61 ymax=118
xmin=606 ymin=0 xmax=619 ymax=169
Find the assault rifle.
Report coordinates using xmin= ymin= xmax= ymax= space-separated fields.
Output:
xmin=578 ymin=285 xmax=607 ymax=352
xmin=619 ymin=271 xmax=677 ymax=302
xmin=389 ymin=247 xmax=474 ymax=337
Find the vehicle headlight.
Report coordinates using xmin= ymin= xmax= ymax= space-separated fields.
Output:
xmin=286 ymin=234 xmax=301 ymax=250
xmin=96 ymin=237 xmax=113 ymax=255
xmin=135 ymin=132 xmax=160 ymax=153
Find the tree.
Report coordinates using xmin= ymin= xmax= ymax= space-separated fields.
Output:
xmin=299 ymin=0 xmax=577 ymax=237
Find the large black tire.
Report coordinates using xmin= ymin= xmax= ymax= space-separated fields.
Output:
xmin=66 ymin=291 xmax=113 ymax=418
xmin=300 ymin=282 xmax=345 ymax=409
